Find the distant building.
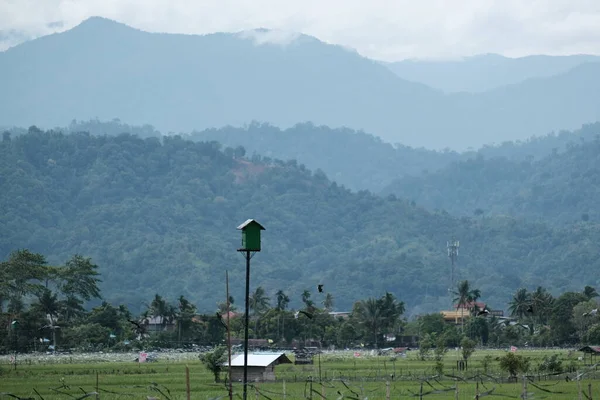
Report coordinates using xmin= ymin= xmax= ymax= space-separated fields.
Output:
xmin=142 ymin=316 xmax=176 ymax=333
xmin=227 ymin=353 xmax=292 ymax=382
xmin=329 ymin=311 xmax=351 ymax=319
xmin=441 ymin=301 xmax=487 ymax=324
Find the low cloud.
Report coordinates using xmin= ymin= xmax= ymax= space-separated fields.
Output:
xmin=237 ymin=28 xmax=302 ymax=47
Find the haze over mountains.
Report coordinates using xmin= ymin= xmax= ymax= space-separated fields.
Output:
xmin=386 ymin=54 xmax=600 ymax=93
xmin=1 ymin=17 xmax=600 ymax=150
xmin=3 ymin=15 xmax=600 ymax=315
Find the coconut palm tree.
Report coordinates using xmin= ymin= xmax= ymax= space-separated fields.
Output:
xmin=249 ymin=287 xmax=270 ymax=338
xmin=301 ymin=290 xmax=314 ymax=310
xmin=531 ymin=286 xmax=553 ymax=327
xmin=452 ymin=280 xmax=481 ymax=332
xmin=249 ymin=287 xmax=270 ymax=315
xmin=353 ymin=292 xmax=403 ymax=348
xmin=508 ymin=288 xmax=532 ymax=321
xmin=275 ymin=290 xmax=289 ymax=311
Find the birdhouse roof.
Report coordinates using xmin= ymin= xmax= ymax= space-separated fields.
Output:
xmin=237 ymin=219 xmax=265 ymax=230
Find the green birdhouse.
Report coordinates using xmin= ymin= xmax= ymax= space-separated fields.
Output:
xmin=237 ymin=219 xmax=265 ymax=251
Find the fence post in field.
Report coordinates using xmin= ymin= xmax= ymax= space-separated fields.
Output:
xmin=578 ymin=378 xmax=583 ymax=400
xmin=321 ymin=383 xmax=326 ymax=398
xmin=454 ymin=381 xmax=459 ymax=400
xmin=475 ymin=381 xmax=479 ymax=400
xmin=419 ymin=381 xmax=423 ymax=399
xmin=386 ymin=380 xmax=390 ymax=400
xmin=96 ymin=372 xmax=99 ymax=400
xmin=185 ymin=365 xmax=191 ymax=400
xmin=283 ymin=380 xmax=286 ymax=400
xmin=521 ymin=375 xmax=527 ymax=400
xmin=589 ymin=383 xmax=593 ymax=400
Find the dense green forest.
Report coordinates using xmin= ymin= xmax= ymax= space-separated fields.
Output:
xmin=188 ymin=122 xmax=461 ymax=192
xmin=189 ymin=122 xmax=600 ymax=193
xmin=2 ymin=127 xmax=600 ymax=317
xmin=5 ymin=120 xmax=598 ymax=194
xmin=383 ymin=123 xmax=600 ymax=225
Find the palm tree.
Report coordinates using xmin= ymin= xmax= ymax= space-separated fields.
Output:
xmin=249 ymin=287 xmax=270 ymax=338
xmin=301 ymin=290 xmax=314 ymax=310
xmin=177 ymin=295 xmax=197 ymax=344
xmin=249 ymin=287 xmax=270 ymax=315
xmin=531 ymin=286 xmax=553 ymax=327
xmin=352 ymin=293 xmax=403 ymax=348
xmin=353 ymin=298 xmax=382 ymax=348
xmin=275 ymin=290 xmax=289 ymax=311
xmin=452 ymin=280 xmax=481 ymax=332
xmin=508 ymin=288 xmax=532 ymax=321
xmin=150 ymin=294 xmax=173 ymax=330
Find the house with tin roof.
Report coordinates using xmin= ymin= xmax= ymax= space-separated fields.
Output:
xmin=226 ymin=352 xmax=292 ymax=382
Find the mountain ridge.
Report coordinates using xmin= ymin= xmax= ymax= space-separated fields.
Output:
xmin=1 ymin=17 xmax=600 ymax=150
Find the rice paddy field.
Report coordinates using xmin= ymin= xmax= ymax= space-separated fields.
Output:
xmin=1 ymin=348 xmax=599 ymax=399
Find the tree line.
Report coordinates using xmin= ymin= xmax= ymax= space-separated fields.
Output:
xmin=4 ymin=249 xmax=600 ymax=356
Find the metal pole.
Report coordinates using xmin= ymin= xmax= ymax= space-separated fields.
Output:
xmin=227 ymin=270 xmax=233 ymax=400
xmin=243 ymin=250 xmax=251 ymax=400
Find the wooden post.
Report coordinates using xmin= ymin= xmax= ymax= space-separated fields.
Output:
xmin=578 ymin=378 xmax=583 ymax=400
xmin=455 ymin=381 xmax=459 ymax=400
xmin=283 ymin=380 xmax=286 ymax=400
xmin=589 ymin=383 xmax=593 ymax=400
xmin=96 ymin=371 xmax=99 ymax=400
xmin=522 ymin=375 xmax=527 ymax=400
xmin=386 ymin=381 xmax=390 ymax=400
xmin=226 ymin=271 xmax=233 ymax=400
xmin=419 ymin=381 xmax=423 ymax=399
xmin=255 ymin=384 xmax=259 ymax=400
xmin=475 ymin=381 xmax=479 ymax=400
xmin=185 ymin=365 xmax=191 ymax=400
xmin=321 ymin=383 xmax=325 ymax=398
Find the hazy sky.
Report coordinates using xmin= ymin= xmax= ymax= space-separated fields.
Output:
xmin=2 ymin=0 xmax=600 ymax=61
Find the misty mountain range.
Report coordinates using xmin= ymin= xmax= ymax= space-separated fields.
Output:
xmin=1 ymin=17 xmax=599 ymax=150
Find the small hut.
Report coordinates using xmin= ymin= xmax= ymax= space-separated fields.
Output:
xmin=227 ymin=353 xmax=292 ymax=382
xmin=578 ymin=346 xmax=600 ymax=365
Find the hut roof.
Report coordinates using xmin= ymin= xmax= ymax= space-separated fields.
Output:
xmin=227 ymin=352 xmax=292 ymax=367
xmin=579 ymin=346 xmax=600 ymax=354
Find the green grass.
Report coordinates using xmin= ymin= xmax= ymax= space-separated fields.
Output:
xmin=1 ymin=349 xmax=599 ymax=399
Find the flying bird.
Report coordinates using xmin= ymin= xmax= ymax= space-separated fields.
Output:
xmin=317 ymin=284 xmax=324 ymax=293
xmin=298 ymin=310 xmax=314 ymax=319
xmin=128 ymin=319 xmax=143 ymax=329
xmin=583 ymin=309 xmax=598 ymax=317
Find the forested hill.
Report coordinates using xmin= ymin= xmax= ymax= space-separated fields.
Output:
xmin=382 ymin=130 xmax=600 ymax=225
xmin=7 ymin=119 xmax=593 ymax=194
xmin=188 ymin=122 xmax=461 ymax=192
xmin=2 ymin=128 xmax=600 ymax=315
